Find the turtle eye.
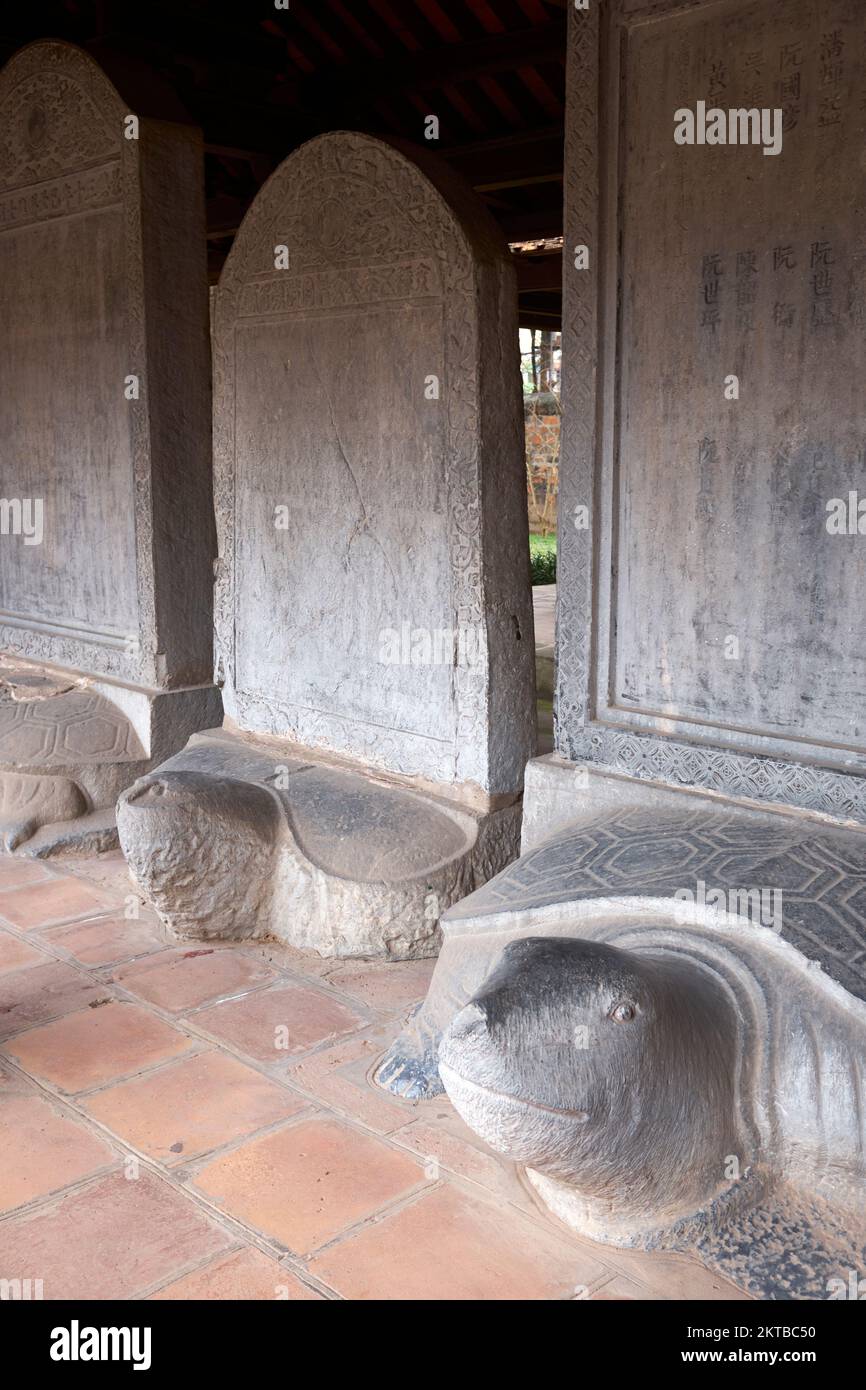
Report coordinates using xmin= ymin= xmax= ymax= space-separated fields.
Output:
xmin=610 ymin=1001 xmax=636 ymax=1023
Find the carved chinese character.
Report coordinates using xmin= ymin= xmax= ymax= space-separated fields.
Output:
xmin=811 ymin=241 xmax=834 ymax=268
xmin=779 ymin=41 xmax=803 ymax=71
xmin=818 ymin=93 xmax=843 ymax=126
xmin=811 ymin=300 xmax=837 ymax=328
xmin=820 ymin=30 xmax=843 ymax=61
xmin=736 ymin=279 xmax=757 ymax=307
xmin=812 ymin=267 xmax=834 ymax=298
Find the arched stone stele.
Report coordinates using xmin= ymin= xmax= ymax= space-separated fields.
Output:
xmin=117 ymin=132 xmax=535 ymax=956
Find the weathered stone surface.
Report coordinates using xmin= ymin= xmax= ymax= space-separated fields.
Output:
xmin=0 ymin=667 xmax=144 ymax=770
xmin=550 ymin=0 xmax=866 ymax=821
xmin=0 ymin=771 xmax=87 ymax=851
xmin=519 ymin=753 xmax=826 ymax=856
xmin=379 ymin=806 xmax=866 ymax=1296
xmin=0 ymin=42 xmax=220 ymax=852
xmin=212 ymin=131 xmax=534 ymax=793
xmin=379 ymin=805 xmax=866 ymax=1080
xmin=440 ymin=930 xmax=866 ymax=1299
xmin=119 ymin=132 xmax=534 ymax=956
xmin=0 ymin=658 xmax=222 ymax=854
xmin=117 ymin=729 xmax=521 ymax=958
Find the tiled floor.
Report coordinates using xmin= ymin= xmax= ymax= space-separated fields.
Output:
xmin=0 ymin=850 xmax=750 ymax=1301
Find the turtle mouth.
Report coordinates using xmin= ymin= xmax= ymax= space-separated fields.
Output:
xmin=438 ymin=1061 xmax=590 ymax=1123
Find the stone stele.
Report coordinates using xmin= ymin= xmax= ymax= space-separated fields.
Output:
xmin=541 ymin=0 xmax=866 ymax=822
xmin=0 ymin=42 xmax=220 ymax=855
xmin=117 ymin=132 xmax=535 ymax=958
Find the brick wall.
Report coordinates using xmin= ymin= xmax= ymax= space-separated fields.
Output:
xmin=524 ymin=394 xmax=560 ymax=533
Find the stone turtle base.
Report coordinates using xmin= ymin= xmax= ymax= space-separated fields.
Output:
xmin=117 ymin=726 xmax=523 ymax=960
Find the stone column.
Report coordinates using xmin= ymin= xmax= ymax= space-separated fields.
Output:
xmin=0 ymin=41 xmax=221 ymax=854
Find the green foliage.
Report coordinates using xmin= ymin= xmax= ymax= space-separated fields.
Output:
xmin=529 ymin=533 xmax=557 ymax=586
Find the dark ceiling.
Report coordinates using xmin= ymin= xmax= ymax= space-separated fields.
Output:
xmin=1 ymin=0 xmax=566 ymax=328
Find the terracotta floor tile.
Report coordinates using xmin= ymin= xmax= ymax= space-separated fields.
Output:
xmin=5 ymin=1001 xmax=194 ymax=1093
xmin=196 ymin=983 xmax=365 ymax=1062
xmin=0 ymin=860 xmax=53 ymax=891
xmin=41 ymin=914 xmax=165 ymax=966
xmin=81 ymin=1050 xmax=304 ymax=1164
xmin=194 ymin=1117 xmax=425 ymax=1255
xmin=0 ymin=1059 xmax=27 ymax=1095
xmin=322 ymin=959 xmax=436 ymax=1013
xmin=0 ymin=961 xmax=110 ymax=1040
xmin=0 ymin=930 xmax=46 ymax=976
xmin=0 ymin=1094 xmax=115 ymax=1213
xmin=590 ymin=1273 xmax=654 ymax=1300
xmin=61 ymin=851 xmax=133 ymax=896
xmin=252 ymin=942 xmax=335 ymax=980
xmin=288 ymin=1032 xmax=417 ymax=1135
xmin=323 ymin=956 xmax=436 ymax=1011
xmin=113 ymin=947 xmax=277 ymax=1013
xmin=309 ymin=1185 xmax=609 ymax=1300
xmin=0 ymin=877 xmax=117 ymax=931
xmin=0 ymin=1169 xmax=232 ymax=1299
xmin=391 ymin=1115 xmax=539 ymax=1213
xmin=597 ymin=1245 xmax=751 ymax=1301
xmin=150 ymin=1247 xmax=322 ymax=1300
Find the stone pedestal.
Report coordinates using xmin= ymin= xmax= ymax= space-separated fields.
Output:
xmin=117 ymin=727 xmax=521 ymax=957
xmin=117 ymin=132 xmax=535 ymax=957
xmin=0 ymin=42 xmax=219 ymax=853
